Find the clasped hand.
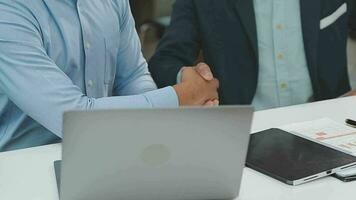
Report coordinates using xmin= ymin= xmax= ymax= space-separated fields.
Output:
xmin=173 ymin=63 xmax=220 ymax=106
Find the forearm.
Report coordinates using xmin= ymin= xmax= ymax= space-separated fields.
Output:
xmin=0 ymin=64 xmax=178 ymax=137
xmin=0 ymin=41 xmax=178 ymax=138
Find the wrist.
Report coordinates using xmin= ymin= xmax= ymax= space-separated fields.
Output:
xmin=173 ymin=83 xmax=189 ymax=106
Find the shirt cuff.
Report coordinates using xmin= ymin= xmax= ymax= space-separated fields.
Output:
xmin=143 ymin=86 xmax=179 ymax=108
xmin=176 ymin=68 xmax=183 ymax=84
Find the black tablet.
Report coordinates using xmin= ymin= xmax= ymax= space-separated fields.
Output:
xmin=246 ymin=128 xmax=356 ymax=185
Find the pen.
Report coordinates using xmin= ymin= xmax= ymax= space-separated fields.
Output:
xmin=346 ymin=119 xmax=356 ymax=128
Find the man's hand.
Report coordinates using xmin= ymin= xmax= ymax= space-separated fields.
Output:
xmin=175 ymin=62 xmax=219 ymax=106
xmin=193 ymin=63 xmax=219 ymax=106
xmin=173 ymin=66 xmax=219 ymax=106
xmin=194 ymin=63 xmax=214 ymax=81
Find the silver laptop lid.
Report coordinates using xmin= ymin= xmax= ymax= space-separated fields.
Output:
xmin=60 ymin=106 xmax=253 ymax=200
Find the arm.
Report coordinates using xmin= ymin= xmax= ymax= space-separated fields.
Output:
xmin=148 ymin=0 xmax=201 ymax=88
xmin=0 ymin=2 xmax=178 ymax=138
xmin=111 ymin=0 xmax=219 ymax=104
xmin=114 ymin=0 xmax=158 ymax=95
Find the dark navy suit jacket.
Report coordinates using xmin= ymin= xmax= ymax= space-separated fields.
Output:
xmin=149 ymin=0 xmax=356 ymax=105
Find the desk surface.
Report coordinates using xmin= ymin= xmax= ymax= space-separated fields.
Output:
xmin=1 ymin=97 xmax=356 ymax=200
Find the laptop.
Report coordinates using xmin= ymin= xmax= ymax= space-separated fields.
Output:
xmin=57 ymin=106 xmax=253 ymax=200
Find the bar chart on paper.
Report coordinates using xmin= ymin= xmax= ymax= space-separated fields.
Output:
xmin=280 ymin=118 xmax=356 ymax=156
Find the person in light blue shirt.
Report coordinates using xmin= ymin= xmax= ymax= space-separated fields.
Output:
xmin=0 ymin=0 xmax=219 ymax=152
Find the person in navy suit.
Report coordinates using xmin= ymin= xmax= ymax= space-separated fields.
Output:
xmin=149 ymin=0 xmax=356 ymax=109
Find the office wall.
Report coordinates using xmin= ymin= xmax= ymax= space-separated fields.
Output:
xmin=130 ymin=0 xmax=175 ymax=59
xmin=130 ymin=0 xmax=174 ymax=26
xmin=348 ymin=39 xmax=356 ymax=89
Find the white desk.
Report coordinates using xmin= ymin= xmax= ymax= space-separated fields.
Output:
xmin=1 ymin=97 xmax=356 ymax=200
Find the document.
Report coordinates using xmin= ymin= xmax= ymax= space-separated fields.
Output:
xmin=280 ymin=118 xmax=356 ymax=156
xmin=279 ymin=118 xmax=356 ymax=179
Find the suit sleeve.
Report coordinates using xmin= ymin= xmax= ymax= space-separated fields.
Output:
xmin=349 ymin=0 xmax=356 ymax=38
xmin=148 ymin=0 xmax=201 ymax=88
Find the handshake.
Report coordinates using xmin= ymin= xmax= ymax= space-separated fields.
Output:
xmin=173 ymin=63 xmax=220 ymax=106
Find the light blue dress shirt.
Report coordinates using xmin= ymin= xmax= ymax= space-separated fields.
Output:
xmin=0 ymin=0 xmax=178 ymax=151
xmin=252 ymin=0 xmax=314 ymax=110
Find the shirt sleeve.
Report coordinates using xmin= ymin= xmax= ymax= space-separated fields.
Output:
xmin=177 ymin=69 xmax=183 ymax=84
xmin=0 ymin=2 xmax=178 ymax=138
xmin=113 ymin=0 xmax=159 ymax=96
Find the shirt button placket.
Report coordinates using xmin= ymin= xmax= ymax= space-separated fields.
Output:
xmin=87 ymin=80 xmax=94 ymax=88
xmin=85 ymin=42 xmax=91 ymax=50
xmin=77 ymin=4 xmax=94 ymax=96
xmin=274 ymin=0 xmax=289 ymax=106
